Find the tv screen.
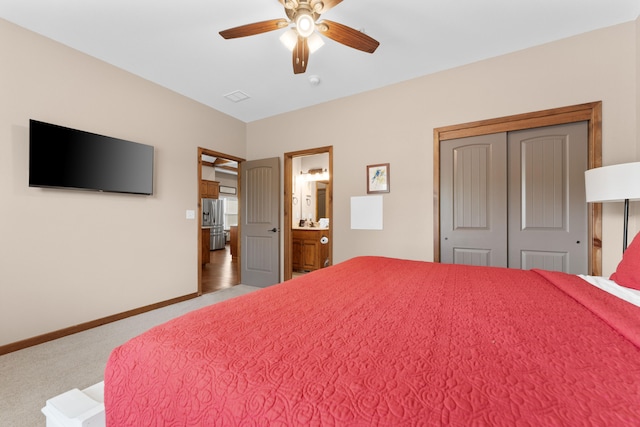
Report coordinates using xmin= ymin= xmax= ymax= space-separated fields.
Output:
xmin=29 ymin=119 xmax=154 ymax=195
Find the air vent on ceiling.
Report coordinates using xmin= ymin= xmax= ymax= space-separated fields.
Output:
xmin=224 ymin=90 xmax=250 ymax=103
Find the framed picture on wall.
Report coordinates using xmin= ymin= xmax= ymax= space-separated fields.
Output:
xmin=366 ymin=163 xmax=390 ymax=194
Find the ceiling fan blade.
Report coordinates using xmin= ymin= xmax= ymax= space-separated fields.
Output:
xmin=317 ymin=20 xmax=379 ymax=53
xmin=219 ymin=19 xmax=288 ymax=39
xmin=293 ymin=36 xmax=309 ymax=74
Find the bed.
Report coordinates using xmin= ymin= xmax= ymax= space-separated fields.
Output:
xmin=105 ymin=239 xmax=640 ymax=425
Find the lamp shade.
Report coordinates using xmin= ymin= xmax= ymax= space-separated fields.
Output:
xmin=585 ymin=162 xmax=640 ymax=202
xmin=279 ymin=29 xmax=298 ymax=51
xmin=280 ymin=30 xmax=324 ymax=54
xmin=307 ymin=32 xmax=324 ymax=53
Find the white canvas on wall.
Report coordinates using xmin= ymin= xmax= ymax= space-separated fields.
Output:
xmin=350 ymin=195 xmax=383 ymax=230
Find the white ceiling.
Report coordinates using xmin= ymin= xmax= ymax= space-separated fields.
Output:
xmin=1 ymin=1 xmax=638 ymax=123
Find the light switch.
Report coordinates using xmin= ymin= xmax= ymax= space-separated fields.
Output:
xmin=186 ymin=210 xmax=195 ymax=220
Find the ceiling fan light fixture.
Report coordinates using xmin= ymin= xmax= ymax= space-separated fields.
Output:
xmin=279 ymin=29 xmax=298 ymax=51
xmin=295 ymin=12 xmax=315 ymax=38
xmin=281 ymin=30 xmax=323 ymax=54
xmin=219 ymin=1 xmax=380 ymax=74
xmin=307 ymin=32 xmax=324 ymax=53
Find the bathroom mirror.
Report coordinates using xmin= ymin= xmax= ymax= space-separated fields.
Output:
xmin=291 ymin=159 xmax=329 ymax=227
xmin=316 ymin=181 xmax=328 ymax=219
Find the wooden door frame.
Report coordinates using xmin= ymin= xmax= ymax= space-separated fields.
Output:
xmin=433 ymin=101 xmax=602 ymax=275
xmin=197 ymin=147 xmax=245 ymax=295
xmin=284 ymin=146 xmax=333 ymax=281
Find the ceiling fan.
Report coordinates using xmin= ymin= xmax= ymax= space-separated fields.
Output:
xmin=219 ymin=0 xmax=379 ymax=74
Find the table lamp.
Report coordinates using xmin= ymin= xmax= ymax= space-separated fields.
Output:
xmin=585 ymin=162 xmax=640 ymax=252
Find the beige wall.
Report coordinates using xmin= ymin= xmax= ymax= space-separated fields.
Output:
xmin=0 ymin=19 xmax=246 ymax=346
xmin=247 ymin=20 xmax=639 ymax=277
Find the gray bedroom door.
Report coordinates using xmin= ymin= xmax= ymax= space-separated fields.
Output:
xmin=240 ymin=157 xmax=281 ymax=287
xmin=440 ymin=133 xmax=509 ymax=267
xmin=507 ymin=122 xmax=588 ymax=272
xmin=440 ymin=122 xmax=588 ymax=274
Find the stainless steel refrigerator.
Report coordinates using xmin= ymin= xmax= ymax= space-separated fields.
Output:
xmin=202 ymin=198 xmax=225 ymax=250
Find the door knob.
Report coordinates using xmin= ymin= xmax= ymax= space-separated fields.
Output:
xmin=268 ymin=227 xmax=278 ymax=233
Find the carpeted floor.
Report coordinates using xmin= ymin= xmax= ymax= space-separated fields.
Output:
xmin=0 ymin=285 xmax=259 ymax=427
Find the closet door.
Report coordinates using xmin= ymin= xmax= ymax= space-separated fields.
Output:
xmin=440 ymin=122 xmax=588 ymax=273
xmin=440 ymin=133 xmax=508 ymax=267
xmin=508 ymin=122 xmax=588 ymax=273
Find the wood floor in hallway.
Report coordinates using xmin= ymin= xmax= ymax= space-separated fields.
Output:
xmin=202 ymin=244 xmax=239 ymax=294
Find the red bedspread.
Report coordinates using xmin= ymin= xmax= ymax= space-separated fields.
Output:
xmin=105 ymin=257 xmax=640 ymax=426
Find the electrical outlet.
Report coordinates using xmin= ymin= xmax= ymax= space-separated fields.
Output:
xmin=186 ymin=210 xmax=195 ymax=220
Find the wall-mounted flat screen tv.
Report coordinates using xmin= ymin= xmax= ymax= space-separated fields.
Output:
xmin=29 ymin=119 xmax=154 ymax=195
